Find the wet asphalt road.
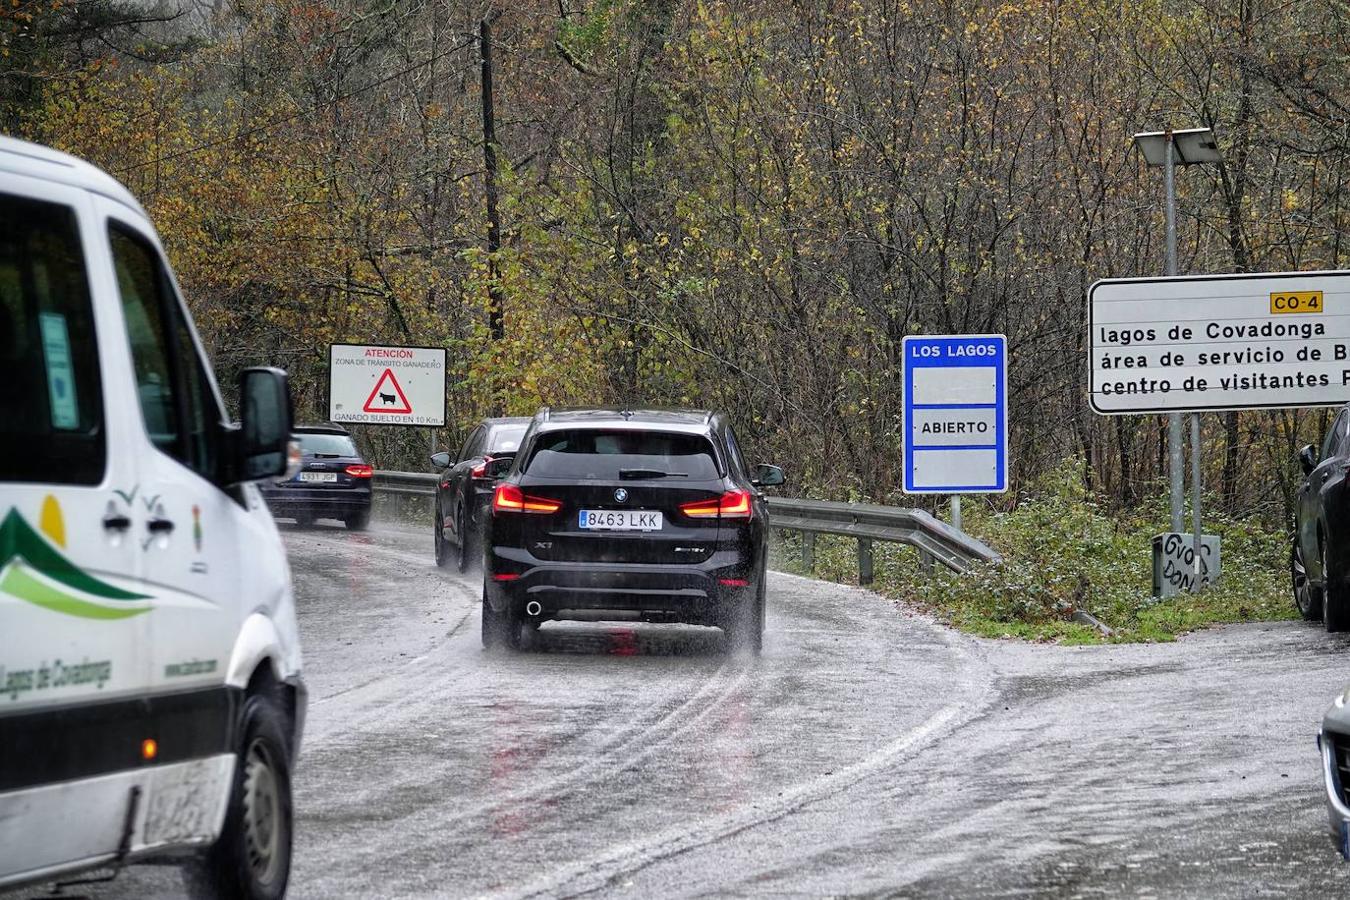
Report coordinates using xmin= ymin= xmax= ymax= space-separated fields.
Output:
xmin=14 ymin=520 xmax=1350 ymax=898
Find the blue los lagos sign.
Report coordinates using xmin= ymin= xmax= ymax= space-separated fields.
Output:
xmin=903 ymin=334 xmax=1008 ymax=493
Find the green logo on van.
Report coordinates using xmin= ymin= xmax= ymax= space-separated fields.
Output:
xmin=0 ymin=509 xmax=151 ymax=620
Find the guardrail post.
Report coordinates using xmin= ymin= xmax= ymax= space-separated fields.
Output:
xmin=802 ymin=532 xmax=815 ymax=573
xmin=858 ymin=538 xmax=874 ymax=586
xmin=919 ymin=550 xmax=934 ymax=575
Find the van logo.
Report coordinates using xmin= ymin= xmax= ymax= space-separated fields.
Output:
xmin=614 ymin=488 xmax=628 ymax=503
xmin=0 ymin=507 xmax=152 ymax=620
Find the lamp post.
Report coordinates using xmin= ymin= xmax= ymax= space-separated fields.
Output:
xmin=1132 ymin=127 xmax=1222 ymax=591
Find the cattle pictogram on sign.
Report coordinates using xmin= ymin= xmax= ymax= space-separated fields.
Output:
xmin=362 ymin=368 xmax=412 ymax=414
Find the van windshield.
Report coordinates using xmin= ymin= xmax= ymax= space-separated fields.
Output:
xmin=523 ymin=429 xmax=722 ymax=481
xmin=0 ymin=192 xmax=105 ymax=484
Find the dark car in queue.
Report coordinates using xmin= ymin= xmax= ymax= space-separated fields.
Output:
xmin=1294 ymin=405 xmax=1350 ymax=630
xmin=431 ymin=416 xmax=530 ymax=571
xmin=481 ymin=408 xmax=784 ymax=654
xmin=260 ymin=423 xmax=373 ymax=530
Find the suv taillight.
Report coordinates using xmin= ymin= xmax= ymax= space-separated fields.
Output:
xmin=493 ymin=483 xmax=562 ymax=514
xmin=471 ymin=456 xmax=493 ymax=479
xmin=345 ymin=464 xmax=373 ymax=478
xmin=680 ymin=489 xmax=752 ymax=520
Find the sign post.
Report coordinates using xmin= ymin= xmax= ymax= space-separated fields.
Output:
xmin=902 ymin=334 xmax=1009 ymax=501
xmin=329 ymin=344 xmax=447 ymax=427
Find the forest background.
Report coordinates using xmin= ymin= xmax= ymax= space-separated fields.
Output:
xmin=3 ymin=0 xmax=1346 ymax=530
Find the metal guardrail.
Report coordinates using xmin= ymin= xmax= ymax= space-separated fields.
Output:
xmin=371 ymin=470 xmax=1000 ymax=583
xmin=374 ymin=469 xmax=438 ymax=496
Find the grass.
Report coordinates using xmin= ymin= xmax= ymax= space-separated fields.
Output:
xmin=771 ymin=462 xmax=1297 ymax=644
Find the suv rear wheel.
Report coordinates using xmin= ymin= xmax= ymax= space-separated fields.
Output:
xmin=721 ymin=582 xmax=764 ymax=655
xmin=188 ymin=690 xmax=293 ymax=900
xmin=481 ymin=585 xmax=521 ymax=651
xmin=1326 ymin=532 xmax=1350 ymax=633
xmin=1292 ymin=539 xmax=1323 ymax=622
xmin=434 ymin=503 xmax=451 ymax=568
xmin=456 ymin=508 xmax=472 ymax=574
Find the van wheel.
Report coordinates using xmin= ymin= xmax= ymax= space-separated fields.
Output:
xmin=188 ymin=692 xmax=293 ymax=900
xmin=345 ymin=510 xmax=370 ymax=532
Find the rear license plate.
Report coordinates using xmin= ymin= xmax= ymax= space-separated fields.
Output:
xmin=578 ymin=510 xmax=663 ymax=531
xmin=299 ymin=472 xmax=338 ymax=483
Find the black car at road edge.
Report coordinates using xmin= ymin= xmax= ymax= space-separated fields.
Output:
xmin=431 ymin=416 xmax=531 ymax=571
xmin=259 ymin=422 xmax=373 ymax=530
xmin=481 ymin=408 xmax=784 ymax=654
xmin=1295 ymin=405 xmax=1350 ymax=630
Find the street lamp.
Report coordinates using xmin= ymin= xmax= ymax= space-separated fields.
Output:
xmin=1133 ymin=126 xmax=1222 ymax=592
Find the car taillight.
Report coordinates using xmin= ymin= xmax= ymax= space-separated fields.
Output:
xmin=492 ymin=483 xmax=562 ymax=514
xmin=680 ymin=489 xmax=753 ymax=520
xmin=471 ymin=455 xmax=493 ymax=479
xmin=345 ymin=464 xmax=373 ymax=478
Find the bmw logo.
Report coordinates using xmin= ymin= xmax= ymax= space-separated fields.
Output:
xmin=614 ymin=488 xmax=629 ymax=503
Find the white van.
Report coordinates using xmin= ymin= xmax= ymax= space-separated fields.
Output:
xmin=0 ymin=136 xmax=305 ymax=899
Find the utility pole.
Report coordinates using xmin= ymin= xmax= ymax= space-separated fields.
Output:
xmin=1133 ymin=127 xmax=1222 ymax=594
xmin=480 ymin=17 xmax=504 ymax=344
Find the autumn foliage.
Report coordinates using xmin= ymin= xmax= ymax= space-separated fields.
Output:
xmin=7 ymin=0 xmax=1348 ymax=520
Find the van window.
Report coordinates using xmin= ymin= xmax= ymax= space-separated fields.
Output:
xmin=0 ymin=192 xmax=106 ymax=484
xmin=110 ymin=223 xmax=221 ymax=481
xmin=524 ymin=429 xmax=722 ymax=481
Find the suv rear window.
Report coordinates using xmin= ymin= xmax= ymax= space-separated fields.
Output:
xmin=0 ymin=193 xmax=105 ymax=484
xmin=524 ymin=429 xmax=721 ymax=480
xmin=297 ymin=432 xmax=357 ymax=456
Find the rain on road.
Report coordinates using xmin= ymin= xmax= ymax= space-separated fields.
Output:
xmin=17 ymin=521 xmax=1350 ymax=898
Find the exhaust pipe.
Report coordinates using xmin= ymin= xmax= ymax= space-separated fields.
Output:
xmin=525 ymin=600 xmax=542 ymax=617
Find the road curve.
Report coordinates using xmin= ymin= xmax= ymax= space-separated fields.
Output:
xmin=8 ymin=521 xmax=1350 ymax=898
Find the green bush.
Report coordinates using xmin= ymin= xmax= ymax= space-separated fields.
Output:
xmin=774 ymin=460 xmax=1295 ymax=643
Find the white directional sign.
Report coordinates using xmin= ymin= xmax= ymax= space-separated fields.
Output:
xmin=902 ymin=334 xmax=1008 ymax=493
xmin=329 ymin=344 xmax=446 ymax=426
xmin=1090 ymin=270 xmax=1350 ymax=414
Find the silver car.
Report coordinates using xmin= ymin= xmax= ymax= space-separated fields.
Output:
xmin=1320 ymin=689 xmax=1350 ymax=858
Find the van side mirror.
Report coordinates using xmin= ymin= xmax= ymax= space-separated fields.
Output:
xmin=430 ymin=451 xmax=451 ymax=469
xmin=754 ymin=464 xmax=785 ymax=487
xmin=1300 ymin=444 xmax=1318 ymax=476
xmin=236 ymin=367 xmax=293 ymax=482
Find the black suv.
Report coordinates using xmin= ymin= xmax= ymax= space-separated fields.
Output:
xmin=1295 ymin=404 xmax=1350 ymax=630
xmin=431 ymin=416 xmax=530 ymax=571
xmin=481 ymin=408 xmax=784 ymax=653
xmin=259 ymin=423 xmax=373 ymax=529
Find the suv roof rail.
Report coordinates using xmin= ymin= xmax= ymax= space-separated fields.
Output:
xmin=534 ymin=406 xmax=551 ymax=423
xmin=703 ymin=410 xmax=713 ymax=425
